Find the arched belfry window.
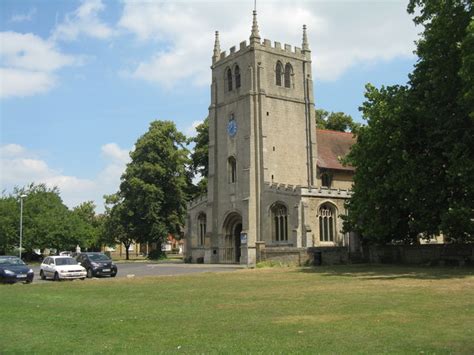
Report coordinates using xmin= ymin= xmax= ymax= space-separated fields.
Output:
xmin=197 ymin=213 xmax=206 ymax=246
xmin=271 ymin=203 xmax=288 ymax=242
xmin=275 ymin=62 xmax=283 ymax=86
xmin=228 ymin=156 xmax=236 ymax=183
xmin=319 ymin=203 xmax=336 ymax=242
xmin=284 ymin=63 xmax=292 ymax=88
xmin=235 ymin=65 xmax=241 ymax=88
xmin=227 ymin=68 xmax=233 ymax=91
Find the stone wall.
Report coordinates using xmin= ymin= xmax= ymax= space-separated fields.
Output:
xmin=259 ymin=247 xmax=310 ymax=266
xmin=365 ymin=244 xmax=474 ymax=266
xmin=307 ymin=247 xmax=349 ymax=265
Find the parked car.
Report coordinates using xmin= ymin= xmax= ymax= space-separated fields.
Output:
xmin=0 ymin=256 xmax=34 ymax=284
xmin=76 ymin=252 xmax=117 ymax=278
xmin=40 ymin=256 xmax=86 ymax=281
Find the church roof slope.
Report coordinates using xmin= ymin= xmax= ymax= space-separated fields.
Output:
xmin=316 ymin=129 xmax=356 ymax=171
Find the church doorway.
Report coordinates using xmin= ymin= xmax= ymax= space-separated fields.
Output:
xmin=222 ymin=213 xmax=242 ymax=264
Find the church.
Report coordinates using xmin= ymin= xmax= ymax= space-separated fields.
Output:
xmin=184 ymin=11 xmax=356 ymax=266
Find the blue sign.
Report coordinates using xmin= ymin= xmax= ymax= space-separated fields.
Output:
xmin=240 ymin=232 xmax=247 ymax=244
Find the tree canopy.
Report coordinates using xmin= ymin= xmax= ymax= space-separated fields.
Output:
xmin=316 ymin=109 xmax=361 ymax=133
xmin=344 ymin=0 xmax=474 ymax=244
xmin=0 ymin=183 xmax=102 ymax=256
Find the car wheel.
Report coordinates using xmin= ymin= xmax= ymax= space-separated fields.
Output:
xmin=53 ymin=272 xmax=60 ymax=281
xmin=25 ymin=279 xmax=32 ymax=284
xmin=111 ymin=272 xmax=117 ymax=278
xmin=86 ymin=268 xmax=93 ymax=278
xmin=80 ymin=277 xmax=85 ymax=280
xmin=40 ymin=270 xmax=46 ymax=280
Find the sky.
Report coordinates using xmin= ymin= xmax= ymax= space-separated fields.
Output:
xmin=0 ymin=0 xmax=420 ymax=212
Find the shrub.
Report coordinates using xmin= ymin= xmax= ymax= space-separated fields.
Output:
xmin=147 ymin=249 xmax=166 ymax=260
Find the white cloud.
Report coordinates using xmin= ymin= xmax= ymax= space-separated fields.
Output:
xmin=184 ymin=120 xmax=204 ymax=137
xmin=0 ymin=32 xmax=77 ymax=98
xmin=10 ymin=8 xmax=36 ymax=23
xmin=51 ymin=0 xmax=115 ymax=41
xmin=118 ymin=1 xmax=418 ymax=86
xmin=0 ymin=143 xmax=130 ymax=212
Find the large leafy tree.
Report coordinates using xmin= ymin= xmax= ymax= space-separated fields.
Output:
xmin=117 ymin=120 xmax=190 ymax=257
xmin=316 ymin=109 xmax=361 ymax=133
xmin=345 ymin=0 xmax=474 ymax=243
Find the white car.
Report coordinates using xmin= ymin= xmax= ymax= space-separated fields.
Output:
xmin=40 ymin=256 xmax=87 ymax=281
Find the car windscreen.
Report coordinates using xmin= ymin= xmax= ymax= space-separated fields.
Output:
xmin=55 ymin=257 xmax=78 ymax=266
xmin=0 ymin=257 xmax=26 ymax=266
xmin=88 ymin=254 xmax=110 ymax=261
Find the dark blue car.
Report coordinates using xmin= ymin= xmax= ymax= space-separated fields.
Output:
xmin=0 ymin=256 xmax=34 ymax=284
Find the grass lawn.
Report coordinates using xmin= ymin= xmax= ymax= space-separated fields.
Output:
xmin=1 ymin=265 xmax=473 ymax=354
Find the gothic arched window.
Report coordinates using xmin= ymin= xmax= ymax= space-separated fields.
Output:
xmin=284 ymin=63 xmax=292 ymax=88
xmin=227 ymin=68 xmax=233 ymax=91
xmin=228 ymin=156 xmax=236 ymax=183
xmin=235 ymin=65 xmax=241 ymax=88
xmin=271 ymin=203 xmax=288 ymax=242
xmin=319 ymin=203 xmax=336 ymax=242
xmin=275 ymin=62 xmax=283 ymax=86
xmin=197 ymin=213 xmax=206 ymax=246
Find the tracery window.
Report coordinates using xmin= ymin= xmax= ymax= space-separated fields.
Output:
xmin=228 ymin=157 xmax=236 ymax=183
xmin=235 ymin=65 xmax=241 ymax=88
xmin=275 ymin=62 xmax=283 ymax=86
xmin=284 ymin=63 xmax=292 ymax=88
xmin=271 ymin=203 xmax=288 ymax=242
xmin=319 ymin=203 xmax=336 ymax=242
xmin=198 ymin=213 xmax=206 ymax=246
xmin=227 ymin=68 xmax=233 ymax=91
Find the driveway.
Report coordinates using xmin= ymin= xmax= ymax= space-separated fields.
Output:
xmin=30 ymin=262 xmax=243 ymax=284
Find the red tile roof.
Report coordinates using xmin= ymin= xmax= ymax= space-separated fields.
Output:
xmin=316 ymin=129 xmax=356 ymax=171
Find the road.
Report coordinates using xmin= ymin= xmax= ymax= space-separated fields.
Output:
xmin=30 ymin=262 xmax=243 ymax=284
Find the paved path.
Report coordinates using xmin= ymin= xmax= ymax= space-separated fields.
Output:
xmin=30 ymin=262 xmax=243 ymax=284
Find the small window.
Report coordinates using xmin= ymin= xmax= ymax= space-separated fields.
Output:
xmin=227 ymin=68 xmax=233 ymax=91
xmin=284 ymin=63 xmax=292 ymax=88
xmin=275 ymin=62 xmax=283 ymax=86
xmin=228 ymin=157 xmax=236 ymax=183
xmin=321 ymin=173 xmax=332 ymax=188
xmin=235 ymin=65 xmax=241 ymax=88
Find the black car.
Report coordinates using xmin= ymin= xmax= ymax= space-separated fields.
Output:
xmin=76 ymin=252 xmax=117 ymax=278
xmin=0 ymin=256 xmax=34 ymax=284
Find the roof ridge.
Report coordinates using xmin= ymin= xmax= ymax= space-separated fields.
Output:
xmin=316 ymin=128 xmax=354 ymax=135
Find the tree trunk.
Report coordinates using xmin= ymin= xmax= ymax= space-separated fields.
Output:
xmin=123 ymin=242 xmax=130 ymax=260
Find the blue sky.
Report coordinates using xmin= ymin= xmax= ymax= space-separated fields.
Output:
xmin=1 ymin=0 xmax=418 ymax=212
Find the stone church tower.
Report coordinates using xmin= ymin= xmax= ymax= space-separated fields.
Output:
xmin=185 ymin=11 xmax=355 ymax=266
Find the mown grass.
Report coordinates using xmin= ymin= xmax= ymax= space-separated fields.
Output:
xmin=1 ymin=265 xmax=473 ymax=354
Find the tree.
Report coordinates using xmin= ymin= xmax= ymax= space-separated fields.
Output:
xmin=102 ymin=193 xmax=135 ymax=260
xmin=189 ymin=117 xmax=209 ymax=196
xmin=72 ymin=201 xmax=102 ymax=250
xmin=316 ymin=109 xmax=361 ymax=133
xmin=117 ymin=120 xmax=190 ymax=258
xmin=0 ymin=194 xmax=19 ymax=254
xmin=345 ymin=0 xmax=474 ymax=243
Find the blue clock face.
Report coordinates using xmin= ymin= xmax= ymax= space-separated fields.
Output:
xmin=227 ymin=119 xmax=237 ymax=137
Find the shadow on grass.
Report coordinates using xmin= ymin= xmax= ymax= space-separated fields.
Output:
xmin=297 ymin=264 xmax=474 ymax=280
